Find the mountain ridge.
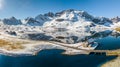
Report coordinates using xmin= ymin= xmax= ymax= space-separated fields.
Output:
xmin=0 ymin=9 xmax=119 ymax=27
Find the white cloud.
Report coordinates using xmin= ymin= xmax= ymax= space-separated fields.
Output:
xmin=0 ymin=0 xmax=4 ymax=10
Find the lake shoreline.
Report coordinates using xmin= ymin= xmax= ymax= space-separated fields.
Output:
xmin=98 ymin=56 xmax=118 ymax=67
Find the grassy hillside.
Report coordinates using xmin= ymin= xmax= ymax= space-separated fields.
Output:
xmin=0 ymin=39 xmax=25 ymax=50
xmin=115 ymin=27 xmax=120 ymax=32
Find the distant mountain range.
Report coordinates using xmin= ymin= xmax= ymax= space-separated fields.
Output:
xmin=0 ymin=9 xmax=120 ymax=27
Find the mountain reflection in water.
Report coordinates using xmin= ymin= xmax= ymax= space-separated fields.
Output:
xmin=43 ymin=29 xmax=120 ymax=50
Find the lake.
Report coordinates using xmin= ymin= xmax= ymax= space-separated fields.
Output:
xmin=0 ymin=49 xmax=117 ymax=67
xmin=0 ymin=30 xmax=120 ymax=67
xmin=96 ymin=36 xmax=120 ymax=50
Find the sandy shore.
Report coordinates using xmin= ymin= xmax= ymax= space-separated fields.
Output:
xmin=100 ymin=56 xmax=120 ymax=67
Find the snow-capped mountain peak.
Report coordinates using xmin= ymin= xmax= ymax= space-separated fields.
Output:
xmin=0 ymin=17 xmax=22 ymax=25
xmin=55 ymin=9 xmax=93 ymax=22
xmin=23 ymin=17 xmax=42 ymax=26
xmin=44 ymin=12 xmax=55 ymax=18
xmin=111 ymin=16 xmax=120 ymax=23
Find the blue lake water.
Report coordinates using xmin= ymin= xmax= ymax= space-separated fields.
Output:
xmin=96 ymin=36 xmax=120 ymax=50
xmin=0 ymin=49 xmax=117 ymax=67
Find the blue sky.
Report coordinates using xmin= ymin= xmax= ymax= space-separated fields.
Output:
xmin=0 ymin=0 xmax=120 ymax=19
